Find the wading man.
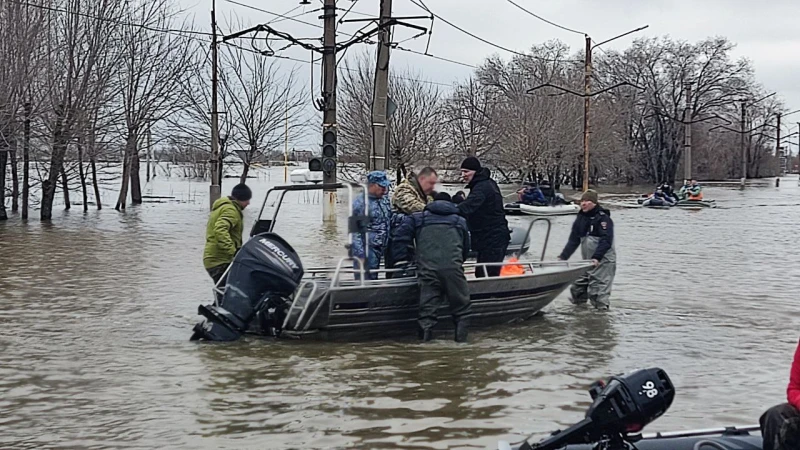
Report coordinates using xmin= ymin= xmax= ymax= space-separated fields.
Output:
xmin=557 ymin=189 xmax=616 ymax=310
xmin=457 ymin=157 xmax=510 ymax=278
xmin=203 ymin=183 xmax=252 ymax=287
xmin=393 ymin=192 xmax=472 ymax=342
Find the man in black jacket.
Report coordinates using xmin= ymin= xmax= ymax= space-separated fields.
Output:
xmin=457 ymin=157 xmax=510 ymax=278
xmin=392 ymin=192 xmax=472 ymax=342
xmin=557 ymin=189 xmax=616 ymax=310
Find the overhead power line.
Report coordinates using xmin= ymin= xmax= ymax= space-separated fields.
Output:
xmin=222 ymin=41 xmax=453 ymax=87
xmin=505 ymin=0 xmax=585 ymax=35
xmin=407 ymin=0 xmax=527 ymax=57
xmin=223 ymin=0 xmax=327 ymax=30
xmin=407 ymin=0 xmax=579 ymax=63
xmin=8 ymin=0 xmax=213 ymax=39
xmin=394 ymin=45 xmax=476 ymax=68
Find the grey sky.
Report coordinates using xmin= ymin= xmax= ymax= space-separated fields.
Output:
xmin=181 ymin=0 xmax=800 ymax=152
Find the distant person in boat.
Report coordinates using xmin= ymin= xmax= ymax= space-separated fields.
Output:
xmin=760 ymin=338 xmax=800 ymax=450
xmin=457 ymin=157 xmax=511 ymax=278
xmin=538 ymin=179 xmax=569 ymax=205
xmin=557 ymin=189 xmax=616 ymax=310
xmin=678 ymin=179 xmax=703 ymax=201
xmin=392 ymin=191 xmax=472 ymax=342
xmin=517 ymin=183 xmax=547 ymax=206
xmin=385 ymin=168 xmax=438 ymax=277
xmin=203 ymin=183 xmax=252 ymax=292
xmin=651 ymin=187 xmax=676 ymax=205
xmin=660 ymin=182 xmax=677 ymax=202
xmin=352 ymin=171 xmax=392 ymax=280
xmin=686 ymin=179 xmax=703 ymax=200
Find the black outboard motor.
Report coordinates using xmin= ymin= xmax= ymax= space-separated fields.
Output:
xmin=520 ymin=367 xmax=675 ymax=450
xmin=190 ymin=233 xmax=304 ymax=342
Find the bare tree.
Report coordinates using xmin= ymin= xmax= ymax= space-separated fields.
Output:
xmin=338 ymin=52 xmax=444 ymax=181
xmin=597 ymin=36 xmax=753 ymax=183
xmin=220 ymin=43 xmax=307 ymax=184
xmin=0 ymin=0 xmax=48 ymax=220
xmin=171 ymin=42 xmax=236 ymax=184
xmin=39 ymin=0 xmax=124 ymax=221
xmin=113 ymin=0 xmax=196 ymax=211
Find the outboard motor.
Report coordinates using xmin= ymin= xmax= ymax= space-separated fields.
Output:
xmin=519 ymin=367 xmax=675 ymax=450
xmin=190 ymin=233 xmax=304 ymax=342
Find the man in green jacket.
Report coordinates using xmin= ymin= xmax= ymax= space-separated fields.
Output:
xmin=203 ymin=184 xmax=252 ymax=285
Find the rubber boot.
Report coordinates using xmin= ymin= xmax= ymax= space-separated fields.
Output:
xmin=418 ymin=328 xmax=433 ymax=342
xmin=454 ymin=321 xmax=468 ymax=343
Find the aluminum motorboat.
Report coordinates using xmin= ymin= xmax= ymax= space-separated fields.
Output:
xmin=191 ymin=183 xmax=592 ymax=342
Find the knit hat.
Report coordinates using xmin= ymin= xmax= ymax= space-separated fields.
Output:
xmin=580 ymin=189 xmax=599 ymax=204
xmin=231 ymin=183 xmax=252 ymax=201
xmin=367 ymin=171 xmax=390 ymax=188
xmin=433 ymin=192 xmax=452 ymax=202
xmin=460 ymin=156 xmax=481 ymax=172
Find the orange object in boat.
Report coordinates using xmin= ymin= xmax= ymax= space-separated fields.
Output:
xmin=500 ymin=257 xmax=525 ymax=276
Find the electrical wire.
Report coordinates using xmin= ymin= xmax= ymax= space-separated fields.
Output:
xmin=407 ymin=0 xmax=527 ymax=57
xmin=223 ymin=0 xmax=326 ymax=30
xmin=394 ymin=45 xmax=476 ymax=68
xmin=8 ymin=0 xmax=213 ymax=38
xmin=222 ymin=41 xmax=453 ymax=87
xmin=505 ymin=0 xmax=585 ymax=35
xmin=407 ymin=0 xmax=578 ymax=63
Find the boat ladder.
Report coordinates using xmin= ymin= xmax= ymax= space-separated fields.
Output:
xmin=282 ymin=280 xmax=319 ymax=332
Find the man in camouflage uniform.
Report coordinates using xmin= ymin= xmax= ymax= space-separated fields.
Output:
xmin=386 ymin=168 xmax=438 ymax=275
xmin=352 ymin=171 xmax=392 ymax=280
xmin=392 ymin=167 xmax=438 ymax=215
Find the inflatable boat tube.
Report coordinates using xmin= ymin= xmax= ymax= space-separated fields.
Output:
xmin=504 ymin=202 xmax=580 ymax=216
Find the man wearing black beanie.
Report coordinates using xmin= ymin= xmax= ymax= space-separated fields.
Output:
xmin=457 ymin=157 xmax=510 ymax=277
xmin=203 ymin=183 xmax=252 ymax=292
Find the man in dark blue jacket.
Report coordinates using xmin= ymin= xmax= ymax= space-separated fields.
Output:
xmin=557 ymin=189 xmax=616 ymax=310
xmin=392 ymin=192 xmax=472 ymax=342
xmin=457 ymin=157 xmax=510 ymax=278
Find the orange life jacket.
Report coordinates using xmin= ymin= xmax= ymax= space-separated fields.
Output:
xmin=500 ymin=257 xmax=525 ymax=276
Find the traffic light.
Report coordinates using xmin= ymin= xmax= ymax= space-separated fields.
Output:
xmin=308 ymin=157 xmax=323 ymax=172
xmin=321 ymin=126 xmax=336 ymax=175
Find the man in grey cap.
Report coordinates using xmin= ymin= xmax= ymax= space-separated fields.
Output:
xmin=557 ymin=189 xmax=616 ymax=309
xmin=352 ymin=171 xmax=392 ymax=280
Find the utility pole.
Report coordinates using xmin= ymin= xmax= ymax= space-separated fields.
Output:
xmin=146 ymin=125 xmax=152 ymax=182
xmin=370 ymin=0 xmax=392 ymax=172
xmin=683 ymin=83 xmax=692 ymax=180
xmin=582 ymin=35 xmax=591 ymax=192
xmin=776 ymin=112 xmax=782 ymax=156
xmin=209 ymin=0 xmax=221 ymax=209
xmin=740 ymin=102 xmax=747 ymax=188
xmin=321 ymin=0 xmax=337 ymax=222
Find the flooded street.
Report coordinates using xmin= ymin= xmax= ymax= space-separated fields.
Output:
xmin=2 ymin=170 xmax=799 ymax=449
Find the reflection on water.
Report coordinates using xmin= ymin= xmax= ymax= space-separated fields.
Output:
xmin=1 ymin=170 xmax=799 ymax=448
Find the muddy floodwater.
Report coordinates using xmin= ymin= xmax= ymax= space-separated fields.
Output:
xmin=1 ymin=169 xmax=799 ymax=449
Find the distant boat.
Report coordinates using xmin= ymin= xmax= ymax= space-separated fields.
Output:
xmin=289 ymin=168 xmax=323 ymax=184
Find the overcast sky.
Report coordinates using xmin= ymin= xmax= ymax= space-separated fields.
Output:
xmin=180 ymin=0 xmax=800 ymax=152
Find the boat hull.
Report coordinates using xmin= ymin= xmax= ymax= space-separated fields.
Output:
xmin=281 ymin=263 xmax=592 ymax=340
xmin=521 ymin=434 xmax=761 ymax=449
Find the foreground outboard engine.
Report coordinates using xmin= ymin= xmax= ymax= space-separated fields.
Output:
xmin=190 ymin=233 xmax=304 ymax=342
xmin=519 ymin=368 xmax=675 ymax=450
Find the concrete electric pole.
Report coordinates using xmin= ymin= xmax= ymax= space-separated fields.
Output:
xmin=370 ymin=0 xmax=392 ymax=172
xmin=209 ymin=0 xmax=221 ymax=209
